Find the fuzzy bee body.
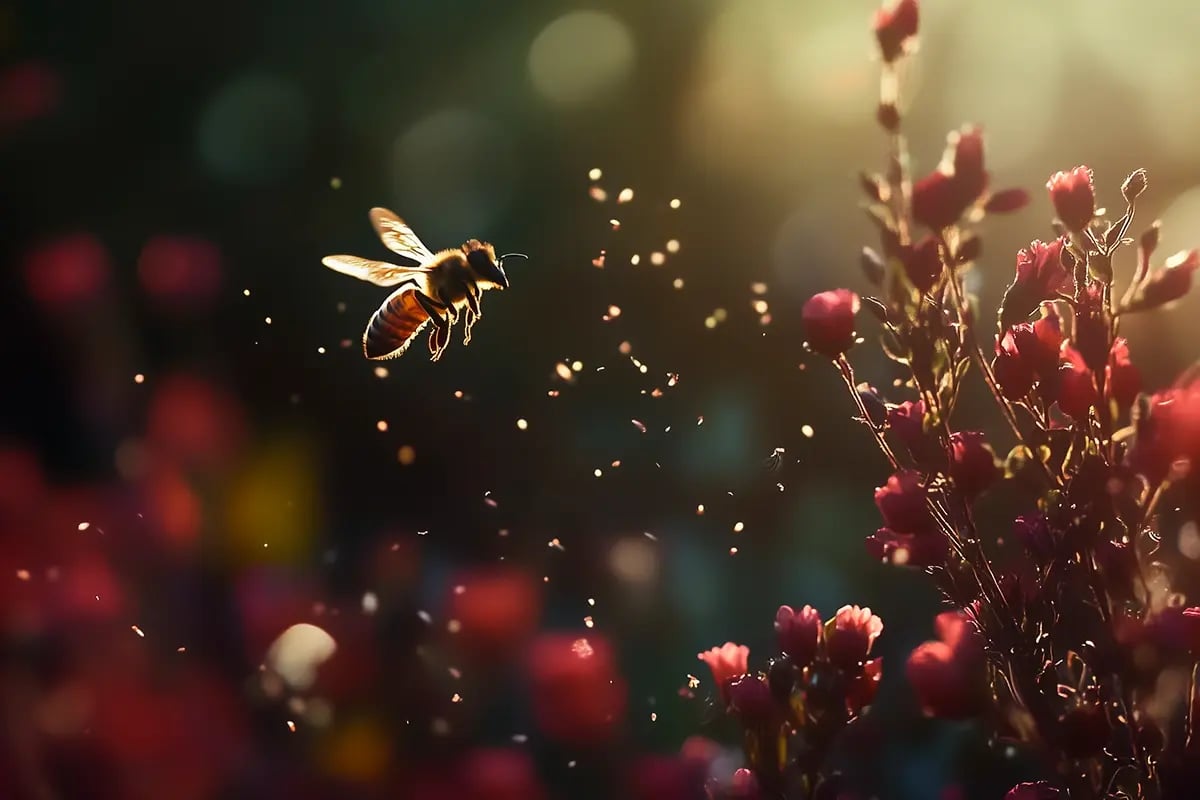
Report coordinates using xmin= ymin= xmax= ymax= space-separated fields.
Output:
xmin=323 ymin=208 xmax=518 ymax=361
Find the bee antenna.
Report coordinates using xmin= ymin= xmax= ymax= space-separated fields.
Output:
xmin=498 ymin=253 xmax=529 ymax=262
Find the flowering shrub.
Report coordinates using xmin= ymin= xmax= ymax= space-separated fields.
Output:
xmin=698 ymin=1 xmax=1200 ymax=798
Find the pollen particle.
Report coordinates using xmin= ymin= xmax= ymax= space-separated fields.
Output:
xmin=617 ymin=187 xmax=634 ymax=203
xmin=397 ymin=445 xmax=416 ymax=465
xmin=517 ymin=418 xmax=528 ymax=430
xmin=376 ymin=420 xmax=388 ymax=432
xmin=669 ymin=198 xmax=681 ymax=209
xmin=588 ymin=167 xmax=603 ymax=181
xmin=133 ymin=373 xmax=145 ymax=384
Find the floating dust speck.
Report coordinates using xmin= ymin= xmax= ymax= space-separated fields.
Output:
xmin=801 ymin=424 xmax=814 ymax=438
xmin=432 ymin=718 xmax=451 ymax=736
xmin=704 ymin=316 xmax=717 ymax=329
xmin=609 ymin=219 xmax=621 ymax=230
xmin=512 ymin=734 xmax=528 ymax=744
xmin=666 ymin=239 xmax=680 ymax=254
xmin=696 ymin=504 xmax=705 ymax=515
xmin=451 ymin=693 xmax=463 ymax=703
xmin=177 ymin=646 xmax=186 ymax=653
xmin=77 ymin=522 xmax=90 ymax=531
xmin=713 ymin=308 xmax=728 ymax=323
xmin=417 ymin=610 xmax=433 ymax=624
xmin=630 ymin=254 xmax=641 ymax=266
xmin=454 ymin=389 xmax=466 ymax=399
xmin=651 ymin=712 xmax=658 ymax=722
xmin=547 ymin=389 xmax=560 ymax=398
xmin=587 ymin=597 xmax=596 ymax=606
xmin=631 ymin=419 xmax=646 ymax=433
xmin=362 ymin=592 xmax=378 ymax=615
xmin=589 ymin=186 xmax=608 ymax=202
xmin=697 ymin=416 xmax=704 ymax=426
xmin=593 ymin=468 xmax=603 ymax=478
xmin=554 ymin=362 xmax=575 ymax=383
xmin=16 ymin=569 xmax=30 ymax=581
xmin=397 ymin=445 xmax=416 ymax=465
xmin=548 ymin=538 xmax=564 ymax=551
xmin=132 ymin=625 xmax=145 ymax=638
xmin=243 ymin=289 xmax=251 ymax=297
xmin=483 ymin=492 xmax=498 ymax=508
xmin=592 ymin=251 xmax=606 ymax=268
xmin=667 ymin=373 xmax=680 ymax=387
xmin=133 ymin=373 xmax=145 ymax=384
xmin=588 ymin=167 xmax=603 ymax=181
xmin=265 ymin=317 xmax=272 ymax=325
xmin=649 ymin=251 xmax=665 ymax=266
xmin=374 ymin=366 xmax=389 ymax=379
xmin=376 ymin=420 xmax=388 ymax=432
xmin=339 ymin=338 xmax=352 ymax=349
xmin=447 ymin=619 xmax=461 ymax=634
xmin=733 ymin=521 xmax=744 ymax=533
xmin=751 ymin=282 xmax=768 ymax=295
xmin=316 ymin=347 xmax=326 ymax=355
xmin=729 ymin=547 xmax=738 ymax=555
xmin=617 ymin=187 xmax=634 ymax=204
xmin=604 ymin=304 xmax=621 ymax=320
xmin=287 ymin=720 xmax=297 ymax=732
xmin=584 ymin=616 xmax=594 ymax=628
xmin=610 ymin=460 xmax=621 ymax=468
xmin=644 ymin=531 xmax=658 ymax=541
xmin=752 ymin=299 xmax=769 ymax=315
xmin=336 ymin=301 xmax=346 ymax=313
xmin=618 ymin=340 xmax=632 ymax=355
xmin=571 ymin=360 xmax=583 ymax=372
xmin=669 ymin=198 xmax=681 ymax=209
xmin=650 ymin=388 xmax=663 ymax=398
xmin=673 ymin=277 xmax=684 ymax=290
xmin=517 ymin=418 xmax=528 ymax=430
xmin=449 ymin=667 xmax=462 ymax=679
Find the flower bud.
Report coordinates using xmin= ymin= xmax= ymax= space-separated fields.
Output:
xmin=912 ymin=170 xmax=965 ymax=230
xmin=697 ymin=642 xmax=749 ymax=701
xmin=802 ymin=289 xmax=860 ymax=358
xmin=905 ymin=611 xmax=986 ymax=719
xmin=998 ymin=238 xmax=1070 ymax=331
xmin=984 ymin=187 xmax=1030 ymax=214
xmin=874 ymin=469 xmax=932 ymax=533
xmin=1121 ymin=168 xmax=1148 ymax=203
xmin=873 ymin=0 xmax=919 ymax=63
xmin=1057 ymin=358 xmax=1097 ymax=420
xmin=1046 ymin=166 xmax=1095 ymax=232
xmin=948 ymin=431 xmax=998 ymax=497
xmin=847 ymin=657 xmax=883 ymax=714
xmin=876 ymin=101 xmax=900 ymax=132
xmin=774 ymin=605 xmax=821 ymax=665
xmin=729 ymin=768 xmax=760 ymax=800
xmin=1137 ymin=249 xmax=1199 ymax=310
xmin=826 ymin=605 xmax=883 ymax=670
xmin=951 ymin=126 xmax=987 ymax=206
xmin=993 ymin=328 xmax=1036 ymax=400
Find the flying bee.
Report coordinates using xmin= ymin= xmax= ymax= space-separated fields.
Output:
xmin=322 ymin=207 xmax=526 ymax=361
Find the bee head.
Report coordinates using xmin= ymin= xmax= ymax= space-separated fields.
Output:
xmin=464 ymin=239 xmax=515 ymax=290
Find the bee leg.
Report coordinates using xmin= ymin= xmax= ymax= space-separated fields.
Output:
xmin=436 ymin=288 xmax=459 ymax=322
xmin=429 ymin=324 xmax=450 ymax=361
xmin=414 ymin=291 xmax=449 ymax=329
xmin=464 ymin=282 xmax=481 ymax=318
xmin=462 ymin=307 xmax=478 ymax=346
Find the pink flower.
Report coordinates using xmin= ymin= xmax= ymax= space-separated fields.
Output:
xmin=1057 ymin=348 xmax=1097 ymax=420
xmin=826 ymin=605 xmax=883 ymax=669
xmin=906 ymin=611 xmax=986 ymax=719
xmin=727 ymin=674 xmax=775 ymax=724
xmin=951 ymin=126 xmax=988 ymax=206
xmin=874 ymin=470 xmax=932 ymax=533
xmin=847 ymin=657 xmax=884 ymax=714
xmin=1046 ymin=166 xmax=1095 ymax=232
xmin=873 ymin=0 xmax=919 ymax=63
xmin=527 ymin=634 xmax=626 ymax=744
xmin=1135 ymin=249 xmax=1200 ymax=311
xmin=802 ymin=289 xmax=860 ymax=358
xmin=1105 ymin=338 xmax=1141 ymax=410
xmin=992 ymin=327 xmax=1036 ymax=400
xmin=1129 ymin=382 xmax=1200 ymax=483
xmin=912 ymin=127 xmax=990 ymax=230
xmin=998 ymin=238 xmax=1070 ymax=330
xmin=697 ymin=642 xmax=749 ymax=698
xmin=729 ymin=768 xmax=760 ymax=800
xmin=948 ymin=431 xmax=998 ymax=497
xmin=774 ymin=605 xmax=821 ymax=665
xmin=1005 ymin=782 xmax=1061 ymax=800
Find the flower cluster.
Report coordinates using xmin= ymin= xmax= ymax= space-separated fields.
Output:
xmin=792 ymin=1 xmax=1200 ymax=798
xmin=697 ymin=605 xmax=884 ymax=798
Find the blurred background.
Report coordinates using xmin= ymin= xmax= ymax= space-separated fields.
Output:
xmin=4 ymin=1 xmax=1200 ymax=798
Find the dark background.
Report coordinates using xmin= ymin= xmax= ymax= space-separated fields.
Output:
xmin=3 ymin=1 xmax=1200 ymax=798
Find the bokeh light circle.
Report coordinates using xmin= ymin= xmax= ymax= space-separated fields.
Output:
xmin=390 ymin=108 xmax=516 ymax=240
xmin=528 ymin=11 xmax=634 ymax=107
xmin=197 ymin=73 xmax=309 ymax=184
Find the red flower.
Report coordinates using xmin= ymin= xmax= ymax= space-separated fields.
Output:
xmin=998 ymin=238 xmax=1070 ymax=330
xmin=447 ymin=566 xmax=541 ymax=662
xmin=1129 ymin=382 xmax=1200 ymax=483
xmin=729 ymin=768 xmax=760 ymax=800
xmin=727 ymin=674 xmax=775 ymax=725
xmin=984 ymin=188 xmax=1030 ymax=214
xmin=1057 ymin=349 xmax=1097 ymax=420
xmin=1013 ymin=514 xmax=1054 ymax=559
xmin=527 ymin=634 xmax=626 ymax=744
xmin=1105 ymin=338 xmax=1141 ymax=410
xmin=948 ymin=431 xmax=998 ymax=497
xmin=774 ymin=605 xmax=821 ymax=665
xmin=459 ymin=749 xmax=546 ymax=800
xmin=826 ymin=605 xmax=883 ymax=670
xmin=912 ymin=127 xmax=990 ymax=230
xmin=905 ymin=611 xmax=986 ymax=718
xmin=873 ymin=0 xmax=919 ymax=63
xmin=847 ymin=656 xmax=884 ymax=714
xmin=886 ymin=399 xmax=926 ymax=453
xmin=951 ymin=127 xmax=988 ymax=206
xmin=993 ymin=327 xmax=1036 ymax=400
xmin=697 ymin=642 xmax=749 ymax=699
xmin=874 ymin=470 xmax=932 ymax=533
xmin=1046 ymin=166 xmax=1095 ymax=232
xmin=802 ymin=289 xmax=860 ymax=358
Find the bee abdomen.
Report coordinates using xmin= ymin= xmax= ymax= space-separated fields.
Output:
xmin=363 ymin=286 xmax=429 ymax=360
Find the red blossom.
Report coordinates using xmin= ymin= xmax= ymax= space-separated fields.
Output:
xmin=1046 ymin=166 xmax=1095 ymax=232
xmin=1129 ymin=382 xmax=1200 ymax=483
xmin=774 ymin=604 xmax=821 ymax=665
xmin=527 ymin=634 xmax=626 ymax=744
xmin=874 ymin=469 xmax=932 ymax=533
xmin=802 ymin=289 xmax=860 ymax=358
xmin=999 ymin=238 xmax=1070 ymax=330
xmin=1133 ymin=249 xmax=1200 ymax=311
xmin=905 ymin=611 xmax=986 ymax=718
xmin=727 ymin=674 xmax=775 ymax=725
xmin=886 ymin=399 xmax=926 ymax=452
xmin=446 ymin=566 xmax=541 ymax=662
xmin=984 ymin=187 xmax=1031 ymax=214
xmin=698 ymin=642 xmax=749 ymax=699
xmin=912 ymin=170 xmax=965 ymax=231
xmin=948 ymin=431 xmax=998 ymax=497
xmin=1057 ymin=348 xmax=1097 ymax=420
xmin=826 ymin=605 xmax=883 ymax=669
xmin=865 ymin=526 xmax=947 ymax=567
xmin=1005 ymin=782 xmax=1062 ymax=800
xmin=873 ymin=0 xmax=919 ymax=63
xmin=901 ymin=236 xmax=942 ymax=293
xmin=1105 ymin=338 xmax=1141 ymax=410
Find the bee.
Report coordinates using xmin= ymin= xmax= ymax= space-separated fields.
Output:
xmin=322 ymin=207 xmax=526 ymax=361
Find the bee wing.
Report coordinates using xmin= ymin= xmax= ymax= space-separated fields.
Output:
xmin=362 ymin=280 xmax=434 ymax=360
xmin=369 ymin=207 xmax=436 ymax=264
xmin=322 ymin=255 xmax=430 ymax=287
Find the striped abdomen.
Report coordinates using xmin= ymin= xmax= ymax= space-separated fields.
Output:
xmin=363 ymin=284 xmax=431 ymax=360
